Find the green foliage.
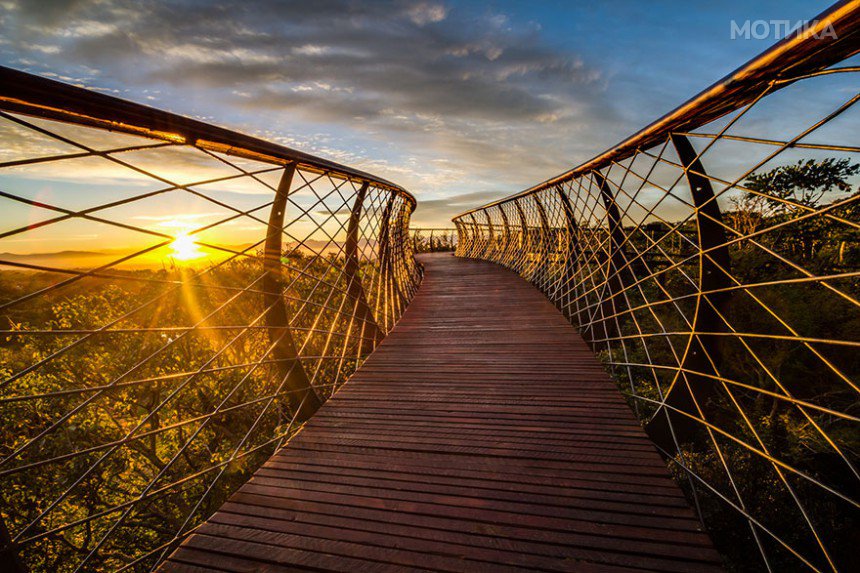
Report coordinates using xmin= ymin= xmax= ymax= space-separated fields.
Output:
xmin=0 ymin=250 xmax=401 ymax=571
xmin=745 ymin=158 xmax=859 ymax=214
xmin=601 ymin=157 xmax=860 ymax=571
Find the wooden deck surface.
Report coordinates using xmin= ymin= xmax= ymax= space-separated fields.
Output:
xmin=161 ymin=253 xmax=722 ymax=572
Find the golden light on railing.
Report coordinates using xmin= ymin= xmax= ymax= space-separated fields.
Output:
xmin=451 ymin=4 xmax=860 ymax=569
xmin=0 ymin=64 xmax=421 ymax=573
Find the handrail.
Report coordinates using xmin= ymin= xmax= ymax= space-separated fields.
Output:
xmin=455 ymin=0 xmax=860 ymax=218
xmin=452 ymin=2 xmax=860 ymax=571
xmin=0 ymin=66 xmax=414 ymax=202
xmin=0 ymin=68 xmax=420 ymax=572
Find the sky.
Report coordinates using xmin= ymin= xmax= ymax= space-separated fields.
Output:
xmin=0 ymin=0 xmax=844 ymax=251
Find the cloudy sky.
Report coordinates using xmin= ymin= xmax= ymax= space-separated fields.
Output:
xmin=0 ymin=0 xmax=838 ymax=228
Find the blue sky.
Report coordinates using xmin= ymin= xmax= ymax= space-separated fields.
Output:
xmin=0 ymin=0 xmax=841 ymax=228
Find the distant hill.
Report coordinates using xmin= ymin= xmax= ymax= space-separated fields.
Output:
xmin=0 ymin=239 xmax=366 ymax=272
xmin=0 ymin=249 xmax=131 ymax=262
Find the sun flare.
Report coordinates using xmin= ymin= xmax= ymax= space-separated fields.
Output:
xmin=170 ymin=233 xmax=204 ymax=261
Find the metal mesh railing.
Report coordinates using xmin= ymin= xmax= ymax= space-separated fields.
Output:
xmin=0 ymin=67 xmax=420 ymax=572
xmin=453 ymin=5 xmax=859 ymax=572
xmin=409 ymin=227 xmax=458 ymax=253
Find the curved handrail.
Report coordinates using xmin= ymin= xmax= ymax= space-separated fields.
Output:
xmin=0 ymin=66 xmax=415 ymax=204
xmin=453 ymin=2 xmax=860 ymax=571
xmin=455 ymin=0 xmax=860 ymax=218
xmin=0 ymin=68 xmax=420 ymax=571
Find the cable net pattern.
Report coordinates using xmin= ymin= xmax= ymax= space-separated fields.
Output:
xmin=454 ymin=61 xmax=859 ymax=571
xmin=0 ymin=92 xmax=420 ymax=571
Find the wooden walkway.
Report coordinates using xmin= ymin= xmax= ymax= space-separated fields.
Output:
xmin=162 ymin=253 xmax=722 ymax=573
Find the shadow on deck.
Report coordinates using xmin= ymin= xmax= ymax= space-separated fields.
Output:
xmin=161 ymin=253 xmax=721 ymax=573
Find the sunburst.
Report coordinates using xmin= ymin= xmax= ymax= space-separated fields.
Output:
xmin=170 ymin=232 xmax=204 ymax=261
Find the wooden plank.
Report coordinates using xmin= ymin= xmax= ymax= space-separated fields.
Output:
xmin=160 ymin=253 xmax=722 ymax=572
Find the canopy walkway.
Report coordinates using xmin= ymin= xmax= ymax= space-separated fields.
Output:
xmin=159 ymin=253 xmax=721 ymax=572
xmin=0 ymin=3 xmax=858 ymax=572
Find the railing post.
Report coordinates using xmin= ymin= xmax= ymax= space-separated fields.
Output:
xmin=390 ymin=201 xmax=410 ymax=306
xmin=454 ymin=219 xmax=467 ymax=257
xmin=377 ymin=196 xmax=410 ymax=326
xmin=468 ymin=212 xmax=483 ymax=259
xmin=484 ymin=210 xmax=495 ymax=260
xmin=555 ymin=184 xmax=580 ymax=319
xmin=513 ymin=199 xmax=530 ymax=276
xmin=533 ymin=194 xmax=552 ymax=288
xmin=263 ymin=163 xmax=322 ymax=420
xmin=377 ymin=195 xmax=395 ymax=331
xmin=499 ymin=205 xmax=512 ymax=266
xmin=593 ymin=171 xmax=627 ymax=348
xmin=463 ymin=219 xmax=472 ymax=257
xmin=648 ymin=134 xmax=732 ymax=448
xmin=344 ymin=182 xmax=383 ymax=355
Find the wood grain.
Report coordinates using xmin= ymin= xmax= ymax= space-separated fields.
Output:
xmin=161 ymin=253 xmax=722 ymax=572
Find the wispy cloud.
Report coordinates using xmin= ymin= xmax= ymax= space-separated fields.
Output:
xmin=0 ymin=0 xmax=629 ymax=224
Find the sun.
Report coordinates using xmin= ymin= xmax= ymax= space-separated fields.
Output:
xmin=170 ymin=232 xmax=204 ymax=261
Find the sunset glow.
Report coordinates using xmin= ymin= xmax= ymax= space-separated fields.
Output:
xmin=170 ymin=232 xmax=204 ymax=261
xmin=0 ymin=2 xmax=856 ymax=573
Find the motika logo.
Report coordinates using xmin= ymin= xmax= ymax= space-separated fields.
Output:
xmin=730 ymin=19 xmax=838 ymax=40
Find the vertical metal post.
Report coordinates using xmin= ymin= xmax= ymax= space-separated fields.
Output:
xmin=555 ymin=184 xmax=580 ymax=319
xmin=513 ymin=199 xmax=530 ymax=276
xmin=468 ymin=213 xmax=483 ymax=259
xmin=389 ymin=202 xmax=409 ymax=309
xmin=344 ymin=182 xmax=382 ymax=355
xmin=463 ymin=219 xmax=472 ymax=257
xmin=454 ymin=220 xmax=467 ymax=257
xmin=263 ymin=166 xmax=322 ymax=426
xmin=593 ymin=171 xmax=627 ymax=348
xmin=483 ymin=210 xmax=495 ymax=260
xmin=533 ymin=195 xmax=551 ymax=288
xmin=499 ymin=205 xmax=511 ymax=266
xmin=376 ymin=195 xmax=395 ymax=331
xmin=648 ymin=134 xmax=732 ymax=448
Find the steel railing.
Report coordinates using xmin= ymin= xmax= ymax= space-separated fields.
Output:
xmin=453 ymin=2 xmax=860 ymax=571
xmin=409 ymin=227 xmax=459 ymax=253
xmin=0 ymin=67 xmax=421 ymax=572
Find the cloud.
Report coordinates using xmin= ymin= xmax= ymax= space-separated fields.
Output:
xmin=13 ymin=0 xmax=91 ymax=25
xmin=407 ymin=2 xmax=447 ymax=26
xmin=411 ymin=190 xmax=511 ymax=225
xmin=0 ymin=0 xmax=626 ymax=225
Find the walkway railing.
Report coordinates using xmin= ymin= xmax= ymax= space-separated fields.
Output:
xmin=409 ymin=227 xmax=458 ymax=253
xmin=453 ymin=3 xmax=859 ymax=571
xmin=0 ymin=68 xmax=420 ymax=572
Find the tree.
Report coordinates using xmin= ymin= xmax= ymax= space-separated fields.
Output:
xmin=744 ymin=158 xmax=858 ymax=215
xmin=736 ymin=158 xmax=859 ymax=262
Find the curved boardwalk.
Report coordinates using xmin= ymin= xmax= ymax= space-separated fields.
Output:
xmin=162 ymin=254 xmax=722 ymax=573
